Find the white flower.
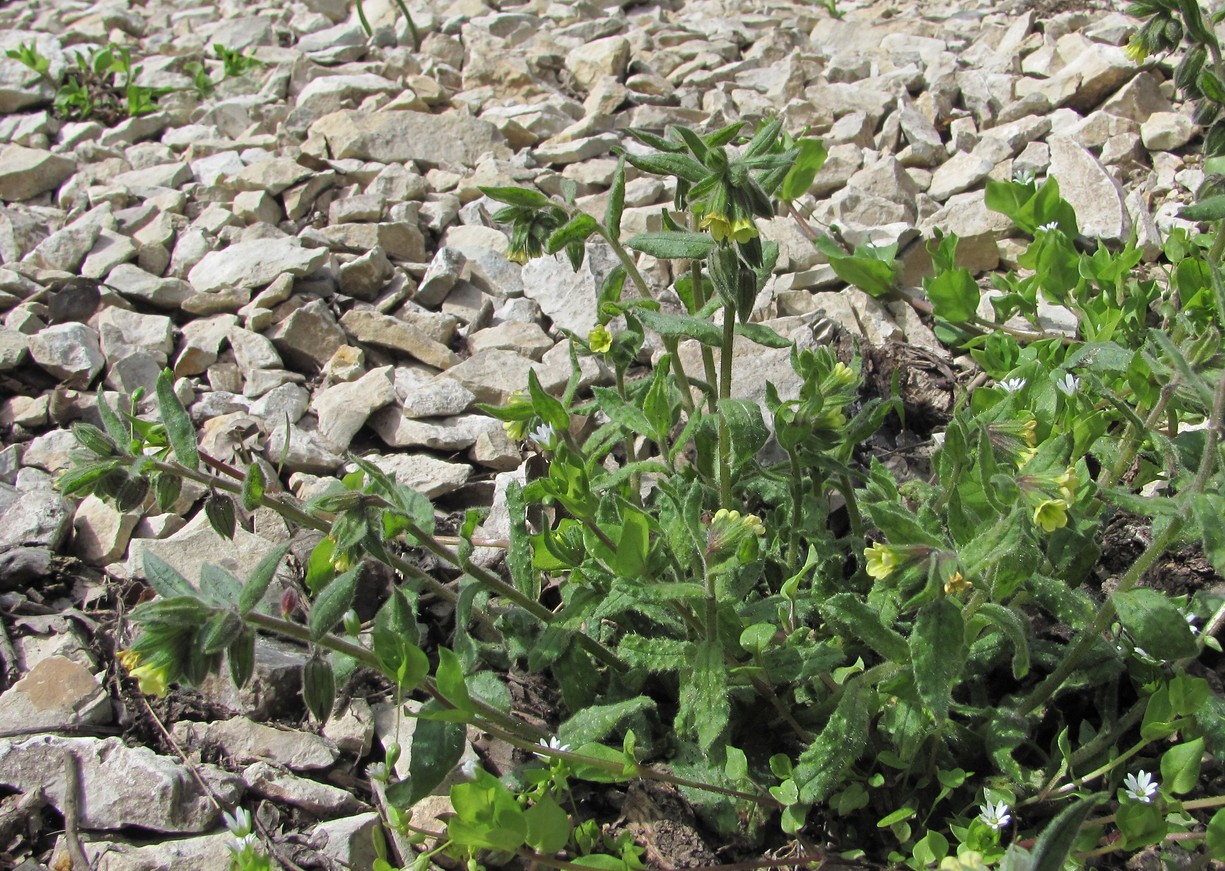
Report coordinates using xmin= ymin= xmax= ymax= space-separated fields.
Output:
xmin=366 ymin=761 xmax=389 ymax=783
xmin=459 ymin=758 xmax=480 ymax=780
xmin=1186 ymin=612 xmax=1200 ymax=635
xmin=979 ymin=799 xmax=1011 ymax=831
xmin=223 ymin=806 xmax=252 ymax=838
xmin=999 ymin=377 xmax=1026 ymax=394
xmin=1037 ymin=221 xmax=1060 ymax=233
xmin=1013 ymin=169 xmax=1035 ymax=185
xmin=529 ymin=422 xmax=559 ymax=451
xmin=1124 ymin=770 xmax=1159 ymax=803
xmin=534 ymin=736 xmax=571 ymax=758
xmin=1055 ymin=372 xmax=1080 ymax=396
xmin=226 ymin=833 xmax=259 ymax=858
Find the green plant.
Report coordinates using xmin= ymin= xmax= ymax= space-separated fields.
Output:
xmin=355 ymin=0 xmax=420 ymax=51
xmin=5 ymin=40 xmax=50 ymax=79
xmin=63 ymin=114 xmax=1225 ymax=869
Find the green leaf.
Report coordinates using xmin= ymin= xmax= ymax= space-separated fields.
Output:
xmin=302 ymin=655 xmax=336 ymax=722
xmin=924 ymin=257 xmax=979 ymax=323
xmin=305 ymin=535 xmax=337 ymax=594
xmin=617 ymin=635 xmax=691 ymax=672
xmin=479 ymin=185 xmax=551 ymax=209
xmin=634 ymin=307 xmax=723 ymax=346
xmin=621 ymin=151 xmax=710 ymax=184
xmin=780 ymin=138 xmax=827 ymax=202
xmin=239 ymin=543 xmax=290 ymax=616
xmin=203 ymin=493 xmax=236 ymax=540
xmin=1206 ymin=808 xmax=1225 ymax=859
xmin=240 ymin=462 xmax=265 ymax=511
xmin=308 ymin=568 xmax=359 ymax=640
xmin=155 ymin=369 xmax=199 ymax=471
xmin=1179 ymin=195 xmax=1225 ymax=222
xmin=605 ymin=157 xmax=625 ymax=238
xmin=794 ymin=681 xmax=871 ymax=804
xmin=546 ymin=213 xmax=599 ymax=254
xmin=1168 ymin=674 xmax=1209 ymax=716
xmin=1160 ymin=736 xmax=1204 ymax=795
xmin=719 ymin=398 xmax=769 ymax=469
xmin=527 ymin=368 xmax=569 ymax=432
xmin=391 ymin=708 xmax=466 ymax=806
xmin=142 ymin=551 xmax=197 ymax=598
xmin=568 ymin=742 xmax=636 ymax=783
xmin=734 ymin=322 xmax=792 ymax=348
xmin=820 ymin=593 xmax=909 ymax=663
xmin=1112 ymin=588 xmax=1199 ymax=660
xmin=436 ymin=646 xmax=473 ymax=714
xmin=910 ymin=598 xmax=966 ymax=722
xmin=1116 ymin=800 xmax=1166 ymax=850
xmin=828 ymin=251 xmax=897 ymax=298
xmin=614 ymin=507 xmax=650 ymax=577
xmin=199 ymin=563 xmax=242 ymax=607
xmin=198 ymin=609 xmax=243 ymax=654
xmin=228 ymin=626 xmax=255 ymax=689
xmin=558 ymin=696 xmax=655 ymax=746
xmin=1027 ymin=794 xmax=1104 ymax=869
xmin=625 ymin=231 xmax=718 ymax=260
xmin=677 ymin=641 xmax=729 ymax=752
xmin=524 ymin=796 xmax=571 ymax=855
xmin=976 ymin=603 xmax=1031 ymax=679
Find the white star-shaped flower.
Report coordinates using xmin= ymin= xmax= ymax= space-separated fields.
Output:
xmin=979 ymin=799 xmax=1011 ymax=831
xmin=1124 ymin=770 xmax=1159 ymax=803
xmin=999 ymin=377 xmax=1026 ymax=394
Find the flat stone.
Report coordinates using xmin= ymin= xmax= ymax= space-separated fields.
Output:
xmin=338 ymin=247 xmax=392 ymax=300
xmin=0 ymin=656 xmax=110 ymax=732
xmin=362 ymin=453 xmax=472 ymax=499
xmin=0 ymin=735 xmax=242 ymax=832
xmin=64 ymin=831 xmax=235 ymax=871
xmin=174 ymin=716 xmax=338 ymax=771
xmin=521 ymin=243 xmax=620 ymax=335
xmin=565 ymin=36 xmax=630 ymax=92
xmin=439 ymin=348 xmax=538 ymax=404
xmin=96 ymin=306 xmax=174 ymax=363
xmin=188 ymin=239 xmax=329 ymax=294
xmin=1141 ymin=112 xmax=1197 ymax=151
xmin=368 ymin=410 xmax=500 ymax=450
xmin=310 ymin=812 xmax=382 ymax=871
xmin=308 ymin=109 xmax=510 ymax=168
xmin=106 ymin=263 xmax=192 ymax=308
xmin=340 ymin=309 xmax=461 ymax=369
xmin=244 ymin=760 xmax=365 ymax=815
xmin=1048 ymin=135 xmax=1131 ymax=242
xmin=0 ymin=146 xmax=75 ymax=202
xmin=466 ymin=321 xmax=554 ymax=360
xmin=72 ymin=494 xmax=139 ymax=566
xmin=927 ymin=151 xmax=996 ymax=201
xmin=28 ymin=323 xmax=105 ymax=388
xmin=440 ymin=225 xmax=522 ymax=297
xmin=312 ymin=365 xmax=398 ymax=451
xmin=267 ymin=299 xmax=348 ymax=371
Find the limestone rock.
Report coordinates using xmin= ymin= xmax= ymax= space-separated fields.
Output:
xmin=0 ymin=735 xmax=242 ymax=832
xmin=0 ymin=145 xmax=75 ymax=202
xmin=0 ymin=656 xmax=110 ymax=733
xmin=308 ymin=109 xmax=510 ymax=168
xmin=1047 ymin=135 xmax=1131 ymax=241
xmin=188 ymin=239 xmax=329 ymax=294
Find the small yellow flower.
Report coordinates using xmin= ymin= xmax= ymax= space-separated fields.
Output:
xmin=742 ymin=513 xmax=766 ymax=537
xmin=1033 ymin=499 xmax=1069 ymax=533
xmin=1055 ymin=466 xmax=1079 ymax=504
xmin=117 ymin=649 xmax=141 ymax=671
xmin=506 ymin=247 xmax=530 ymax=265
xmin=1015 ymin=447 xmax=1038 ymax=469
xmin=588 ymin=324 xmax=612 ymax=354
xmin=728 ymin=216 xmax=758 ymax=244
xmin=944 ymin=571 xmax=972 ymax=595
xmin=700 ymin=211 xmax=734 ymax=243
xmin=1124 ymin=37 xmax=1148 ymax=63
xmin=1020 ymin=418 xmax=1038 ymax=448
xmin=828 ymin=362 xmax=856 ymax=389
xmin=128 ymin=661 xmax=171 ymax=697
xmin=864 ymin=542 xmax=899 ymax=580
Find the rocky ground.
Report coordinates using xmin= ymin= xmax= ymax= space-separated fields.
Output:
xmin=0 ymin=0 xmax=1210 ymax=866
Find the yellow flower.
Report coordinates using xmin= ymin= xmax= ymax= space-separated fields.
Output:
xmin=700 ymin=211 xmax=734 ymax=243
xmin=1055 ymin=466 xmax=1079 ymax=504
xmin=742 ymin=513 xmax=766 ymax=537
xmin=117 ymin=649 xmax=141 ymax=671
xmin=1020 ymin=418 xmax=1038 ymax=447
xmin=588 ymin=325 xmax=612 ymax=354
xmin=1124 ymin=37 xmax=1148 ymax=63
xmin=128 ymin=661 xmax=171 ymax=697
xmin=944 ymin=571 xmax=972 ymax=595
xmin=728 ymin=216 xmax=758 ymax=244
xmin=506 ymin=247 xmax=530 ymax=265
xmin=828 ymin=362 xmax=856 ymax=389
xmin=1033 ymin=499 xmax=1069 ymax=533
xmin=864 ymin=542 xmax=900 ymax=579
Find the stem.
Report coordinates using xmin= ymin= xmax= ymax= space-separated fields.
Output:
xmin=615 ymin=366 xmax=642 ymax=507
xmin=663 ymin=335 xmax=697 ymax=416
xmin=718 ymin=311 xmax=735 ymax=507
xmin=596 ymin=225 xmax=653 ymax=300
xmin=786 ymin=452 xmax=803 ymax=570
xmin=692 ymin=259 xmax=721 ymax=416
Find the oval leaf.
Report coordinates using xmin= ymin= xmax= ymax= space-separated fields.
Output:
xmin=626 ymin=231 xmax=718 ymax=260
xmin=309 ymin=568 xmax=359 ymax=640
xmin=155 ymin=369 xmax=199 ymax=471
